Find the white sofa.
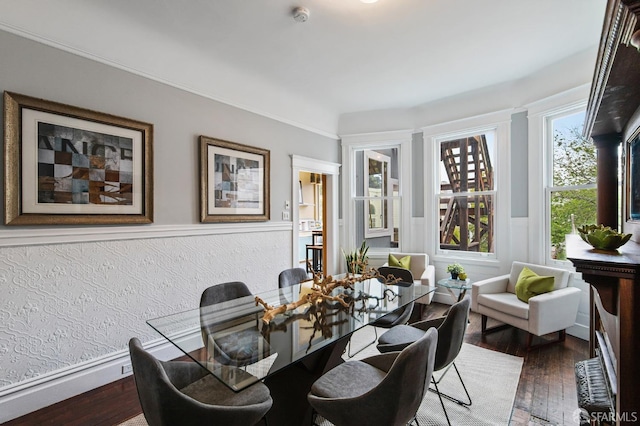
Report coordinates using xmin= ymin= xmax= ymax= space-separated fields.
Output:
xmin=383 ymin=252 xmax=435 ymax=306
xmin=471 ymin=261 xmax=581 ymax=349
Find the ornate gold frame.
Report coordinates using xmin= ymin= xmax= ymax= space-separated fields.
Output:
xmin=199 ymin=135 xmax=270 ymax=223
xmin=3 ymin=92 xmax=153 ymax=225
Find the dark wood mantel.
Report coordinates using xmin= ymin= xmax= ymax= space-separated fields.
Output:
xmin=567 ymin=235 xmax=640 ymax=424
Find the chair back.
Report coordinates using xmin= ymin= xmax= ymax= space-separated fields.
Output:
xmin=376 ymin=266 xmax=415 ymax=325
xmin=129 ymin=337 xmax=168 ymax=426
xmin=387 ymin=252 xmax=427 ymax=280
xmin=129 ymin=338 xmax=272 ymax=426
xmin=129 ymin=337 xmax=210 ymax=426
xmin=377 ymin=265 xmax=414 ymax=286
xmin=507 ymin=261 xmax=571 ymax=293
xmin=434 ymin=296 xmax=471 ymax=371
xmin=278 ymin=267 xmax=309 ymax=288
xmin=200 ymin=282 xmax=266 ymax=366
xmin=200 ymin=281 xmax=252 ymax=307
xmin=378 ymin=327 xmax=438 ymax=423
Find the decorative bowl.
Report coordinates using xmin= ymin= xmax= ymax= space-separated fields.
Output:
xmin=577 ymin=224 xmax=632 ymax=251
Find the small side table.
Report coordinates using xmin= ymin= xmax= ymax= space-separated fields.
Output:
xmin=437 ymin=278 xmax=472 ymax=303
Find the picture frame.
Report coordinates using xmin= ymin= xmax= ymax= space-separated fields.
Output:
xmin=199 ymin=135 xmax=270 ymax=222
xmin=3 ymin=92 xmax=153 ymax=225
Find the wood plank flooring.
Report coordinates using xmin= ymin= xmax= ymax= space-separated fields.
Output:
xmin=3 ymin=303 xmax=588 ymax=426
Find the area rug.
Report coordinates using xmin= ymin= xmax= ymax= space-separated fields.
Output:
xmin=120 ymin=326 xmax=523 ymax=426
xmin=339 ymin=326 xmax=524 ymax=426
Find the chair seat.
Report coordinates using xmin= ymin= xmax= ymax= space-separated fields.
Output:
xmin=377 ymin=324 xmax=426 ymax=350
xmin=477 ymin=293 xmax=529 ymax=320
xmin=180 ymin=374 xmax=271 ymax=407
xmin=310 ymin=360 xmax=386 ymax=399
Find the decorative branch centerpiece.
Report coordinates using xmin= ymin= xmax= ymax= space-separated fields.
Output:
xmin=255 ymin=262 xmax=400 ymax=324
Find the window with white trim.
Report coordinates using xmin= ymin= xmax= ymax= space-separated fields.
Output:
xmin=436 ymin=129 xmax=496 ymax=254
xmin=545 ymin=108 xmax=597 ymax=261
xmin=341 ymin=131 xmax=412 ymax=256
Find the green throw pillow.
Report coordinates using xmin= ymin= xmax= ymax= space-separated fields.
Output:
xmin=388 ymin=254 xmax=411 ymax=270
xmin=515 ymin=267 xmax=554 ymax=303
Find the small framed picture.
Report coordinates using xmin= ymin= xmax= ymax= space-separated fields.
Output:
xmin=199 ymin=136 xmax=270 ymax=222
xmin=3 ymin=92 xmax=153 ymax=225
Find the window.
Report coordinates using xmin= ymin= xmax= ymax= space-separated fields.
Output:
xmin=356 ymin=148 xmax=400 ymax=248
xmin=364 ymin=150 xmax=392 ymax=238
xmin=437 ymin=131 xmax=496 ymax=253
xmin=546 ymin=109 xmax=597 ymax=261
xmin=424 ymin=110 xmax=510 ymax=263
xmin=341 ymin=131 xmax=412 ymax=255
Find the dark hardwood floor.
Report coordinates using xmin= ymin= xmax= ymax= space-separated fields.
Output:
xmin=3 ymin=303 xmax=588 ymax=426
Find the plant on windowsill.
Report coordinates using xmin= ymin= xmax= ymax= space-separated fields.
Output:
xmin=446 ymin=263 xmax=464 ymax=280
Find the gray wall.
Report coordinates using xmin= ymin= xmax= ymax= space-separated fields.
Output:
xmin=412 ymin=132 xmax=424 ymax=217
xmin=0 ymin=30 xmax=339 ymax=226
xmin=510 ymin=111 xmax=529 ymax=217
xmin=0 ymin=28 xmax=339 ymax=414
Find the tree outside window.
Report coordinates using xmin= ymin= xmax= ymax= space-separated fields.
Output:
xmin=548 ymin=111 xmax=597 ymax=260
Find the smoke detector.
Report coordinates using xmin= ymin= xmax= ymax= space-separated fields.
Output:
xmin=293 ymin=7 xmax=310 ymax=23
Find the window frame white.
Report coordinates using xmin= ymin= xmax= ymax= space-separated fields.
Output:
xmin=422 ymin=110 xmax=511 ymax=265
xmin=544 ymin=108 xmax=595 ymax=265
xmin=340 ymin=130 xmax=413 ymax=258
xmin=526 ymin=85 xmax=590 ymax=266
xmin=364 ymin=150 xmax=393 ymax=238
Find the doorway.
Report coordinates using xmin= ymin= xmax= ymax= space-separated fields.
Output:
xmin=298 ymin=171 xmax=325 ymax=274
xmin=291 ymin=155 xmax=340 ymax=276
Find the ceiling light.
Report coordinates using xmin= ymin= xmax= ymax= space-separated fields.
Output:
xmin=361 ymin=0 xmax=379 ymax=3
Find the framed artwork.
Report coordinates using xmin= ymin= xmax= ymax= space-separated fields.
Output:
xmin=199 ymin=136 xmax=270 ymax=222
xmin=3 ymin=92 xmax=153 ymax=225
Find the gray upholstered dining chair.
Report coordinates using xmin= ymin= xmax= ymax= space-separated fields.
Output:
xmin=278 ymin=267 xmax=309 ymax=288
xmin=307 ymin=327 xmax=438 ymax=426
xmin=200 ymin=282 xmax=268 ymax=366
xmin=376 ymin=296 xmax=472 ymax=426
xmin=201 ymin=281 xmax=253 ymax=306
xmin=347 ymin=266 xmax=415 ymax=357
xmin=128 ymin=338 xmax=272 ymax=426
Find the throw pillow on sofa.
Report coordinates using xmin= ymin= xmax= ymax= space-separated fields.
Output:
xmin=388 ymin=254 xmax=411 ymax=270
xmin=515 ymin=266 xmax=554 ymax=303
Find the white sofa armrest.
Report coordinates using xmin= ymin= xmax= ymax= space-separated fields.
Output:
xmin=528 ymin=286 xmax=581 ymax=336
xmin=471 ymin=274 xmax=509 ymax=312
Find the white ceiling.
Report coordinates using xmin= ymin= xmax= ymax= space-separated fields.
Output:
xmin=0 ymin=0 xmax=606 ymax=137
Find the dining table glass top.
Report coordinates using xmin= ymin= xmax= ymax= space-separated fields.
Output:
xmin=147 ymin=275 xmax=435 ymax=391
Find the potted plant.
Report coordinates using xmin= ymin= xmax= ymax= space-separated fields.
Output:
xmin=446 ymin=263 xmax=464 ymax=280
xmin=342 ymin=240 xmax=369 ymax=274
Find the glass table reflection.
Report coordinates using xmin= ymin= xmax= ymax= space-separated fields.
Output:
xmin=147 ymin=276 xmax=435 ymax=392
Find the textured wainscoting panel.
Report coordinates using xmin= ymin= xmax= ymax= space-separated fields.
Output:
xmin=0 ymin=231 xmax=290 ymax=388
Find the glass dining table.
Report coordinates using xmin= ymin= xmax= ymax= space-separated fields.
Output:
xmin=147 ymin=275 xmax=435 ymax=425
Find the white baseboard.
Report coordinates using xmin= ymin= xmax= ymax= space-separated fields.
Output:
xmin=0 ymin=333 xmax=202 ymax=423
xmin=567 ymin=322 xmax=589 ymax=341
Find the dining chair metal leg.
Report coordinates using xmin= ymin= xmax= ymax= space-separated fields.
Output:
xmin=431 ymin=376 xmax=452 ymax=426
xmin=346 ymin=326 xmax=378 ymax=358
xmin=428 ymin=362 xmax=472 ymax=407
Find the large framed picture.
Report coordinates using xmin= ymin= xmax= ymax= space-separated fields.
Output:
xmin=3 ymin=92 xmax=153 ymax=225
xmin=199 ymin=136 xmax=270 ymax=222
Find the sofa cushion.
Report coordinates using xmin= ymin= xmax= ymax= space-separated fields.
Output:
xmin=507 ymin=261 xmax=570 ymax=293
xmin=477 ymin=293 xmax=529 ymax=319
xmin=389 ymin=254 xmax=411 ymax=270
xmin=515 ymin=267 xmax=554 ymax=303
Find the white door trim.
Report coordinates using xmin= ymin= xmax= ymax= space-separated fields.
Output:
xmin=291 ymin=155 xmax=341 ymax=274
